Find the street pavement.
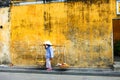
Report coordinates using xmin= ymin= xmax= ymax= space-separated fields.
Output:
xmin=0 ymin=72 xmax=120 ymax=80
xmin=0 ymin=65 xmax=120 ymax=80
xmin=0 ymin=66 xmax=120 ymax=77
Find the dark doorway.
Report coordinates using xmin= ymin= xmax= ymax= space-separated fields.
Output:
xmin=0 ymin=0 xmax=10 ymax=7
xmin=113 ymin=18 xmax=120 ymax=61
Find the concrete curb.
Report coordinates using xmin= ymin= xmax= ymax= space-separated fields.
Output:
xmin=0 ymin=66 xmax=120 ymax=77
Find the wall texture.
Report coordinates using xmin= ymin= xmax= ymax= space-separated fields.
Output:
xmin=0 ymin=7 xmax=11 ymax=64
xmin=10 ymin=0 xmax=116 ymax=67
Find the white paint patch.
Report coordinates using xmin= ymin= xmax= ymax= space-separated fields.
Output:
xmin=0 ymin=8 xmax=11 ymax=64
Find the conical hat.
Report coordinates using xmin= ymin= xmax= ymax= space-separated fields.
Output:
xmin=44 ymin=40 xmax=52 ymax=45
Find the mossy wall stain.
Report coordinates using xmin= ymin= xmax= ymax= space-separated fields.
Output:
xmin=10 ymin=0 xmax=116 ymax=67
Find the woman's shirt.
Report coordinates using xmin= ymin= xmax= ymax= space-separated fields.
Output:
xmin=45 ymin=46 xmax=54 ymax=59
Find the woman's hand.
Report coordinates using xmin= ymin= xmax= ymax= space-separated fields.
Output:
xmin=50 ymin=58 xmax=53 ymax=60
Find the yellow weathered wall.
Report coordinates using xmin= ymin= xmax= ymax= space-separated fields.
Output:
xmin=10 ymin=0 xmax=116 ymax=67
xmin=0 ymin=8 xmax=11 ymax=64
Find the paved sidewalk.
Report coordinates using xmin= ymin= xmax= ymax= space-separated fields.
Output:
xmin=0 ymin=65 xmax=120 ymax=77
